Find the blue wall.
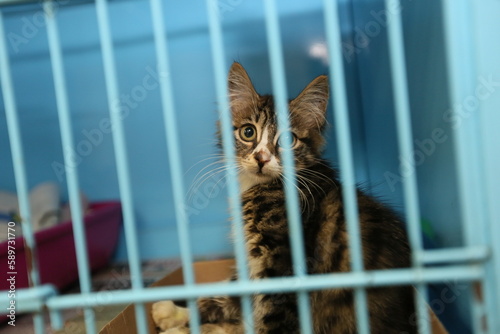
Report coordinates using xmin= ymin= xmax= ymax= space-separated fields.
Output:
xmin=351 ymin=1 xmax=469 ymax=329
xmin=351 ymin=0 xmax=463 ymax=248
xmin=0 ymin=0 xmax=462 ymax=262
xmin=0 ymin=0 xmax=368 ymax=260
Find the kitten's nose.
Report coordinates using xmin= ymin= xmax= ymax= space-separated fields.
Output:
xmin=254 ymin=150 xmax=271 ymax=167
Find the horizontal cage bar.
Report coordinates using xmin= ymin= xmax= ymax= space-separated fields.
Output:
xmin=36 ymin=264 xmax=483 ymax=312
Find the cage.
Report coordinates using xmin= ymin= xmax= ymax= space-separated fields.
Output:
xmin=0 ymin=0 xmax=499 ymax=333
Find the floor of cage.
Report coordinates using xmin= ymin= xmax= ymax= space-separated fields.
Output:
xmin=1 ymin=258 xmax=182 ymax=334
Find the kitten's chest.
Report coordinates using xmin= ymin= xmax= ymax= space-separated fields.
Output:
xmin=241 ymin=186 xmax=295 ymax=279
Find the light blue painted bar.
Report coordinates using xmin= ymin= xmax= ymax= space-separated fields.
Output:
xmin=483 ymin=87 xmax=500 ymax=334
xmin=441 ymin=1 xmax=490 ymax=333
xmin=149 ymin=0 xmax=201 ymax=332
xmin=441 ymin=1 xmax=486 ymax=248
xmin=0 ymin=285 xmax=57 ymax=314
xmin=385 ymin=1 xmax=430 ymax=334
xmin=322 ymin=1 xmax=371 ymax=333
xmin=0 ymin=9 xmax=38 ymax=288
xmin=478 ymin=0 xmax=500 ymax=316
xmin=94 ymin=0 xmax=148 ymax=333
xmin=384 ymin=0 xmax=424 ymax=271
xmin=0 ymin=10 xmax=46 ymax=334
xmin=0 ymin=284 xmax=63 ymax=328
xmin=205 ymin=0 xmax=254 ymax=332
xmin=43 ymin=1 xmax=95 ymax=332
xmin=49 ymin=308 xmax=64 ymax=331
xmin=484 ymin=256 xmax=500 ymax=334
xmin=262 ymin=1 xmax=312 ymax=333
xmin=422 ymin=246 xmax=490 ymax=265
xmin=47 ymin=264 xmax=484 ymax=310
xmin=0 ymin=0 xmax=40 ymax=5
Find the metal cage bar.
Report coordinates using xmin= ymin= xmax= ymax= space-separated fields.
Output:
xmin=0 ymin=285 xmax=57 ymax=312
xmin=149 ymin=0 xmax=201 ymax=332
xmin=43 ymin=1 xmax=95 ymax=332
xmin=205 ymin=0 xmax=255 ymax=332
xmin=0 ymin=9 xmax=46 ymax=334
xmin=441 ymin=1 xmax=491 ymax=333
xmin=94 ymin=0 xmax=148 ymax=332
xmin=422 ymin=246 xmax=489 ymax=265
xmin=322 ymin=0 xmax=371 ymax=332
xmin=45 ymin=264 xmax=485 ymax=310
xmin=384 ymin=1 xmax=430 ymax=333
xmin=263 ymin=0 xmax=313 ymax=333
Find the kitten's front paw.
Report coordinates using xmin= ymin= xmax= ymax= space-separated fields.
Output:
xmin=160 ymin=327 xmax=190 ymax=334
xmin=152 ymin=301 xmax=189 ymax=331
xmin=200 ymin=324 xmax=228 ymax=334
xmin=159 ymin=324 xmax=228 ymax=334
xmin=160 ymin=324 xmax=228 ymax=334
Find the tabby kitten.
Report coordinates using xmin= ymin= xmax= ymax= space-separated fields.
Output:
xmin=152 ymin=62 xmax=416 ymax=334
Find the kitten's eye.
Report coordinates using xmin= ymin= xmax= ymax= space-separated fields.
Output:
xmin=239 ymin=125 xmax=256 ymax=141
xmin=277 ymin=132 xmax=297 ymax=148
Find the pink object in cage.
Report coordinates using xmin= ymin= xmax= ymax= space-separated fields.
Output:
xmin=0 ymin=201 xmax=122 ymax=294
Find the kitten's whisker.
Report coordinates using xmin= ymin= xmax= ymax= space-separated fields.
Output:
xmin=188 ymin=165 xmax=224 ymax=197
xmin=188 ymin=162 xmax=241 ymax=202
xmin=281 ymin=173 xmax=310 ymax=214
xmin=300 ymin=167 xmax=338 ymax=193
xmin=187 ymin=166 xmax=228 ymax=202
xmin=297 ymin=175 xmax=318 ymax=213
xmin=310 ymin=159 xmax=340 ymax=180
xmin=185 ymin=154 xmax=225 ymax=176
xmin=187 ymin=154 xmax=224 ymax=165
xmin=296 ymin=175 xmax=317 ymax=211
xmin=206 ymin=164 xmax=245 ymax=197
xmin=189 ymin=159 xmax=226 ymax=185
xmin=196 ymin=138 xmax=222 ymax=147
xmin=299 ymin=170 xmax=329 ymax=191
xmin=208 ymin=165 xmax=241 ymax=197
xmin=186 ymin=158 xmax=225 ymax=187
xmin=189 ymin=170 xmax=229 ymax=203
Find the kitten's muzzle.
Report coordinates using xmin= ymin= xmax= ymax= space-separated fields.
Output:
xmin=254 ymin=150 xmax=271 ymax=171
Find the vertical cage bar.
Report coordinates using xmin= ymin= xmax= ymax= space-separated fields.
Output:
xmin=205 ymin=0 xmax=255 ymax=332
xmin=484 ymin=113 xmax=500 ymax=334
xmin=149 ymin=0 xmax=201 ymax=332
xmin=441 ymin=0 xmax=486 ymax=245
xmin=384 ymin=1 xmax=430 ymax=333
xmin=322 ymin=0 xmax=371 ymax=333
xmin=94 ymin=0 xmax=148 ymax=332
xmin=43 ymin=2 xmax=96 ymax=332
xmin=0 ymin=9 xmax=46 ymax=334
xmin=476 ymin=3 xmax=500 ymax=319
xmin=441 ymin=1 xmax=490 ymax=333
xmin=262 ymin=1 xmax=312 ymax=333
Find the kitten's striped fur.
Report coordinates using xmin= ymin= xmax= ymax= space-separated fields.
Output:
xmin=152 ymin=62 xmax=416 ymax=334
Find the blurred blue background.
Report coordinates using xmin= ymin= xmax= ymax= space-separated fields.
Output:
xmin=0 ymin=0 xmax=480 ymax=331
xmin=0 ymin=0 xmax=460 ymax=263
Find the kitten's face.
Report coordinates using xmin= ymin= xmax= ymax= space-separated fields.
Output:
xmin=225 ymin=63 xmax=329 ymax=191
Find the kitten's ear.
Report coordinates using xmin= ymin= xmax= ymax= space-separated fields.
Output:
xmin=289 ymin=75 xmax=329 ymax=130
xmin=228 ymin=62 xmax=259 ymax=117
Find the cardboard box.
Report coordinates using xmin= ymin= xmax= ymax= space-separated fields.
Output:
xmin=100 ymin=259 xmax=447 ymax=334
xmin=100 ymin=259 xmax=234 ymax=334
